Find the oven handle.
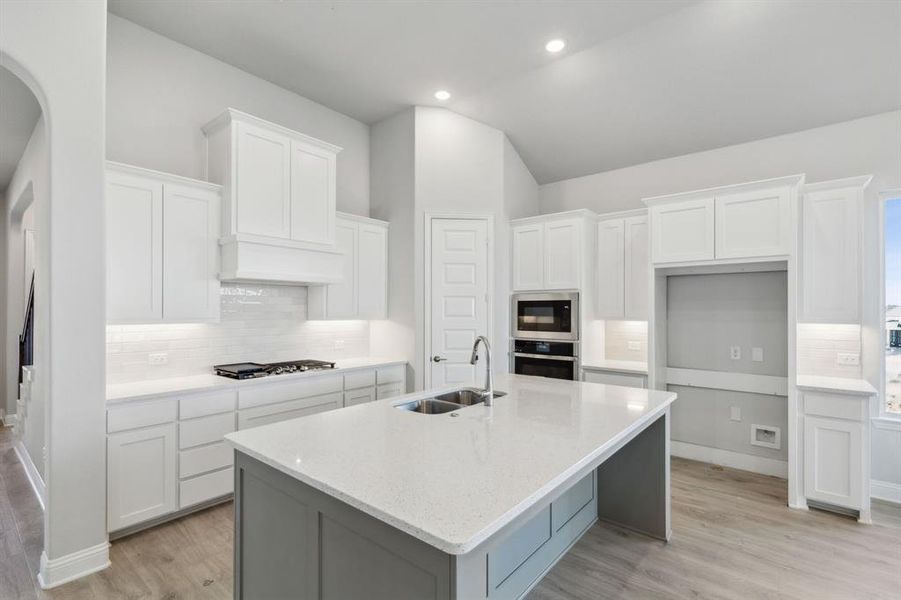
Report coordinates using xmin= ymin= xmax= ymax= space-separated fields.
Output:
xmin=512 ymin=353 xmax=577 ymax=361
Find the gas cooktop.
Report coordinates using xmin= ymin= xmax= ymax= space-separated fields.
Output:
xmin=213 ymin=360 xmax=336 ymax=380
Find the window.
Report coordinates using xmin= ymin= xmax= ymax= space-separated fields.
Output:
xmin=884 ymin=197 xmax=901 ymax=415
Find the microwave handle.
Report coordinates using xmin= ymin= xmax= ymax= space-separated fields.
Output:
xmin=512 ymin=353 xmax=577 ymax=361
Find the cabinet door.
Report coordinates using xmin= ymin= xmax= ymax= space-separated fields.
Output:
xmin=290 ymin=140 xmax=336 ymax=246
xmin=801 ymin=186 xmax=860 ymax=323
xmin=804 ymin=416 xmax=862 ymax=509
xmin=357 ymin=223 xmax=388 ymax=319
xmin=235 ymin=121 xmax=291 ymax=239
xmin=649 ymin=198 xmax=714 ymax=264
xmin=596 ymin=219 xmax=625 ymax=318
xmin=107 ymin=422 xmax=177 ymax=531
xmin=162 ymin=183 xmax=221 ymax=322
xmin=376 ymin=382 xmax=404 ymax=400
xmin=544 ymin=218 xmax=581 ymax=290
xmin=512 ymin=224 xmax=544 ymax=290
xmin=106 ymin=170 xmax=163 ymax=323
xmin=344 ymin=387 xmax=376 ymax=407
xmin=624 ymin=215 xmax=649 ymax=320
xmin=715 ymin=186 xmax=790 ymax=259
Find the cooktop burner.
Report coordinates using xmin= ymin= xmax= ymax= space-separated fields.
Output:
xmin=213 ymin=359 xmax=336 ymax=380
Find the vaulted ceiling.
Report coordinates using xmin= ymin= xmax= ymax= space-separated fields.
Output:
xmin=110 ymin=0 xmax=901 ymax=184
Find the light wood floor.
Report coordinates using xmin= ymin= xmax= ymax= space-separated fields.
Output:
xmin=2 ymin=426 xmax=899 ymax=599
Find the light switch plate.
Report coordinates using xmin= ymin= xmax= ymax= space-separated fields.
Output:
xmin=729 ymin=346 xmax=741 ymax=360
xmin=751 ymin=347 xmax=764 ymax=362
xmin=730 ymin=406 xmax=741 ymax=422
xmin=836 ymin=352 xmax=860 ymax=366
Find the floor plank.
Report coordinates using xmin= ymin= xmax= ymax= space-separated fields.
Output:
xmin=1 ymin=427 xmax=899 ymax=599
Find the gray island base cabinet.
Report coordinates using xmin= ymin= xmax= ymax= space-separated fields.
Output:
xmin=233 ymin=412 xmax=669 ymax=600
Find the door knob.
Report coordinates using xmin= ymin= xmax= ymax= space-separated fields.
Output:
xmin=432 ymin=355 xmax=447 ymax=363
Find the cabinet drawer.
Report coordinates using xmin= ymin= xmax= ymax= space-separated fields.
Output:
xmin=179 ymin=389 xmax=236 ymax=420
xmin=804 ymin=392 xmax=866 ymax=421
xmin=238 ymin=374 xmax=342 ymax=409
xmin=344 ymin=369 xmax=376 ymax=390
xmin=344 ymin=387 xmax=376 ymax=408
xmin=238 ymin=392 xmax=342 ymax=430
xmin=376 ymin=365 xmax=404 ymax=385
xmin=180 ymin=441 xmax=233 ymax=479
xmin=179 ymin=467 xmax=233 ymax=509
xmin=179 ymin=412 xmax=236 ymax=449
xmin=108 ymin=398 xmax=177 ymax=433
xmin=376 ymin=382 xmax=404 ymax=400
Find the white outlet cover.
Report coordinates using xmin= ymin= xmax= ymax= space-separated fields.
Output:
xmin=148 ymin=352 xmax=168 ymax=366
xmin=751 ymin=347 xmax=764 ymax=362
xmin=627 ymin=341 xmax=641 ymax=351
xmin=729 ymin=346 xmax=741 ymax=360
xmin=836 ymin=352 xmax=860 ymax=366
xmin=334 ymin=339 xmax=346 ymax=350
xmin=730 ymin=406 xmax=741 ymax=421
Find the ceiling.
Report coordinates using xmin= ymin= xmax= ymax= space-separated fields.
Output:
xmin=109 ymin=0 xmax=901 ymax=184
xmin=0 ymin=66 xmax=41 ymax=193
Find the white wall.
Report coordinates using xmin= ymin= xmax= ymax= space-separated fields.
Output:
xmin=540 ymin=111 xmax=901 ymax=214
xmin=1 ymin=0 xmax=108 ymax=585
xmin=106 ymin=14 xmax=371 ymax=216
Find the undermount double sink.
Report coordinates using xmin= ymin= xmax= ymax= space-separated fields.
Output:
xmin=395 ymin=388 xmax=507 ymax=415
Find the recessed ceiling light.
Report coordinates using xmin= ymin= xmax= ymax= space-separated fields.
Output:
xmin=545 ymin=39 xmax=566 ymax=53
xmin=434 ymin=90 xmax=451 ymax=101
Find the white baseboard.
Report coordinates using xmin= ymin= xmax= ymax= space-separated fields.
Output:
xmin=14 ymin=441 xmax=45 ymax=511
xmin=37 ymin=542 xmax=110 ymax=589
xmin=871 ymin=479 xmax=901 ymax=505
xmin=672 ymin=441 xmax=788 ymax=479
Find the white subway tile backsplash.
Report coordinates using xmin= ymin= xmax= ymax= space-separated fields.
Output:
xmin=796 ymin=323 xmax=862 ymax=378
xmin=106 ymin=284 xmax=369 ymax=384
xmin=605 ymin=320 xmax=649 ymax=362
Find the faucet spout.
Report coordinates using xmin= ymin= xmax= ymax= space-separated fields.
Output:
xmin=470 ymin=335 xmax=494 ymax=407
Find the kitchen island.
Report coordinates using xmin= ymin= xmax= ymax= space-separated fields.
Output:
xmin=225 ymin=373 xmax=676 ymax=600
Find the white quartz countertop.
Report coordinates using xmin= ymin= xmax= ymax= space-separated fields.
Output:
xmin=796 ymin=375 xmax=877 ymax=396
xmin=106 ymin=356 xmax=406 ymax=403
xmin=581 ymin=359 xmax=648 ymax=375
xmin=225 ymin=372 xmax=676 ymax=555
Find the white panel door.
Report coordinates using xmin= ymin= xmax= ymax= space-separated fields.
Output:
xmin=596 ymin=219 xmax=625 ymax=318
xmin=106 ymin=170 xmax=163 ymax=323
xmin=290 ymin=140 xmax=336 ymax=246
xmin=649 ymin=198 xmax=714 ymax=264
xmin=357 ymin=223 xmax=388 ymax=318
xmin=544 ymin=218 xmax=581 ymax=290
xmin=624 ymin=215 xmax=649 ymax=320
xmin=162 ymin=183 xmax=221 ymax=322
xmin=235 ymin=121 xmax=291 ymax=239
xmin=804 ymin=416 xmax=862 ymax=509
xmin=429 ymin=218 xmax=489 ymax=388
xmin=107 ymin=422 xmax=177 ymax=531
xmin=512 ymin=224 xmax=543 ymax=291
xmin=801 ymin=186 xmax=860 ymax=323
xmin=324 ymin=220 xmax=358 ymax=318
xmin=715 ymin=186 xmax=790 ymax=259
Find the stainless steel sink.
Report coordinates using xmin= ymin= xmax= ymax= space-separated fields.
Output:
xmin=394 ymin=398 xmax=464 ymax=414
xmin=433 ymin=387 xmax=507 ymax=406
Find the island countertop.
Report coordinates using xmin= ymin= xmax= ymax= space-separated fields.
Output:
xmin=225 ymin=373 xmax=676 ymax=554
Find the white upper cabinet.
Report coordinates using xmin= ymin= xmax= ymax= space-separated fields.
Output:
xmin=234 ymin=120 xmax=291 ymax=239
xmin=645 ymin=175 xmax=803 ymax=265
xmin=596 ymin=219 xmax=625 ymax=318
xmin=715 ymin=186 xmax=790 ymax=259
xmin=204 ymin=109 xmax=344 ymax=285
xmin=106 ymin=163 xmax=221 ymax=324
xmin=624 ymin=215 xmax=649 ymax=320
xmin=800 ymin=176 xmax=870 ymax=323
xmin=512 ymin=224 xmax=544 ymax=291
xmin=308 ymin=214 xmax=388 ymax=320
xmin=649 ymin=197 xmax=714 ymax=264
xmin=512 ymin=213 xmax=590 ymax=291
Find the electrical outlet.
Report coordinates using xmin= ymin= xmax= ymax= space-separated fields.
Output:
xmin=751 ymin=347 xmax=764 ymax=362
xmin=148 ymin=352 xmax=168 ymax=366
xmin=334 ymin=339 xmax=346 ymax=351
xmin=627 ymin=341 xmax=641 ymax=351
xmin=836 ymin=353 xmax=860 ymax=366
xmin=729 ymin=346 xmax=741 ymax=360
xmin=730 ymin=406 xmax=741 ymax=422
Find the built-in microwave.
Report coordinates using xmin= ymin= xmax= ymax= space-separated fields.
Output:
xmin=511 ymin=292 xmax=579 ymax=341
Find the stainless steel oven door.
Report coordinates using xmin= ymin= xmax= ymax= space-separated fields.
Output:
xmin=511 ymin=292 xmax=579 ymax=341
xmin=511 ymin=353 xmax=579 ymax=381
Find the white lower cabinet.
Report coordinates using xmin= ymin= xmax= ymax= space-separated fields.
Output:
xmin=107 ymin=422 xmax=177 ymax=532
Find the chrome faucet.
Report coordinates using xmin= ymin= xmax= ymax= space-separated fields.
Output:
xmin=470 ymin=336 xmax=494 ymax=406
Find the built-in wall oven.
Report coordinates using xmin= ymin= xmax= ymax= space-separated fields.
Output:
xmin=510 ymin=339 xmax=580 ymax=381
xmin=511 ymin=292 xmax=579 ymax=341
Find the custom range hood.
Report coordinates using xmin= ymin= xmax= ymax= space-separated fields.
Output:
xmin=204 ymin=108 xmax=344 ymax=285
